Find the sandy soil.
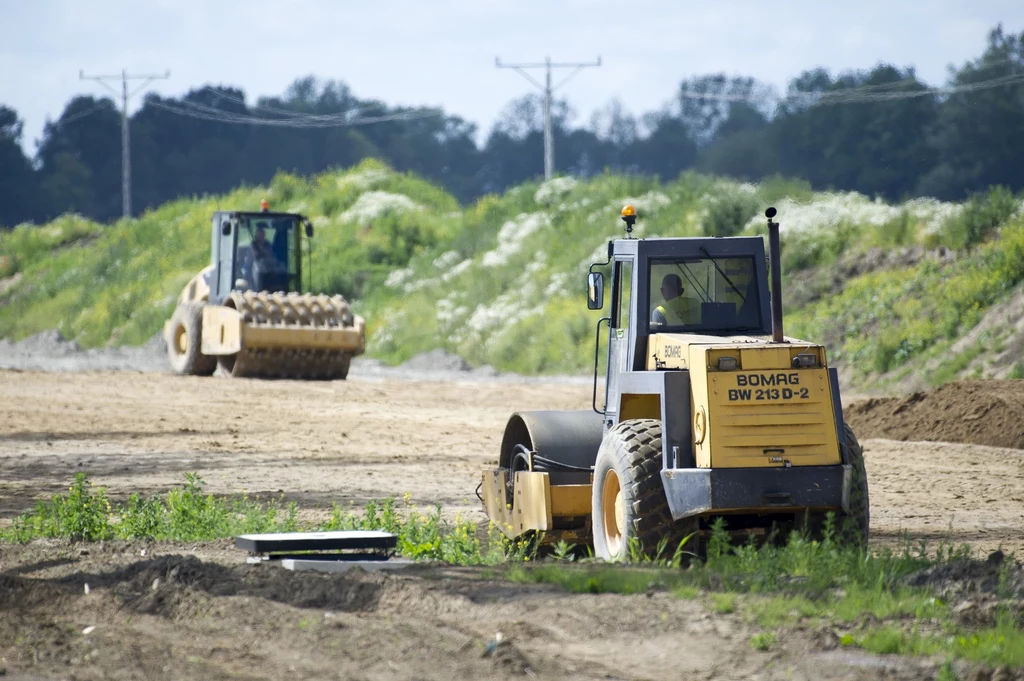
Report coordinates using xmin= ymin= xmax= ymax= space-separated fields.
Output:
xmin=1 ymin=369 xmax=1022 ymax=680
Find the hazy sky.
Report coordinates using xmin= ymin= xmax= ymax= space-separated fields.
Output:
xmin=2 ymin=0 xmax=1022 ymax=156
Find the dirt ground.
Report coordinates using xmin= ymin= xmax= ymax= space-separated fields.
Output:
xmin=1 ymin=369 xmax=1023 ymax=680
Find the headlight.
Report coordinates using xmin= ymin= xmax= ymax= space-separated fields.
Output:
xmin=792 ymin=353 xmax=818 ymax=368
xmin=717 ymin=356 xmax=738 ymax=371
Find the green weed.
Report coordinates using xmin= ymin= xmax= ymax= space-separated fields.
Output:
xmin=5 ymin=473 xmax=113 ymax=542
xmin=551 ymin=539 xmax=577 ymax=561
xmin=749 ymin=631 xmax=775 ymax=651
xmin=711 ymin=592 xmax=737 ymax=614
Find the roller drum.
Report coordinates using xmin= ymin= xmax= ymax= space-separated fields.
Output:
xmin=221 ymin=291 xmax=357 ymax=380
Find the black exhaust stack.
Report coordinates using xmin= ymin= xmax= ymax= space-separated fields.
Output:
xmin=766 ymin=207 xmax=785 ymax=343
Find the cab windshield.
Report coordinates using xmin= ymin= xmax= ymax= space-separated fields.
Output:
xmin=235 ymin=216 xmax=299 ymax=293
xmin=649 ymin=256 xmax=762 ymax=333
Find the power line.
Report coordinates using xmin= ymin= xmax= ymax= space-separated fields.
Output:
xmin=80 ymin=69 xmax=169 ymax=219
xmin=148 ymin=98 xmax=441 ymax=128
xmin=57 ymin=100 xmax=116 ymax=126
xmin=496 ymin=55 xmax=601 ymax=181
xmin=675 ymin=69 xmax=1024 ymax=107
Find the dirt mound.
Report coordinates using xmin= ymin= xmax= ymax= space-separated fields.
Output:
xmin=107 ymin=555 xmax=385 ymax=616
xmin=844 ymin=379 xmax=1024 ymax=449
xmin=903 ymin=551 xmax=1024 ymax=601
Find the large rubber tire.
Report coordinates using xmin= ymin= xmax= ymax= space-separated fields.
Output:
xmin=166 ymin=302 xmax=216 ymax=376
xmin=592 ymin=419 xmax=694 ymax=562
xmin=839 ymin=423 xmax=870 ymax=546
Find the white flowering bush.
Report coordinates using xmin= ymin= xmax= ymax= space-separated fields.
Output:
xmin=480 ymin=213 xmax=550 ymax=267
xmin=742 ymin=191 xmax=961 ymax=236
xmin=340 ymin=191 xmax=422 ymax=224
xmin=336 ymin=167 xmax=390 ymax=191
xmin=534 ymin=176 xmax=578 ymax=205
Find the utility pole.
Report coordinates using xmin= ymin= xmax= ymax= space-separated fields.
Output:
xmin=80 ymin=68 xmax=170 ymax=219
xmin=495 ymin=56 xmax=601 ymax=181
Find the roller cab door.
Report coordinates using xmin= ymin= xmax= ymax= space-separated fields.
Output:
xmin=213 ymin=212 xmax=235 ymax=304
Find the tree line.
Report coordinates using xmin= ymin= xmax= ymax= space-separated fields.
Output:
xmin=1 ymin=24 xmax=1022 ymax=229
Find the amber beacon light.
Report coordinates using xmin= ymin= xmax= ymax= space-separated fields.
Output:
xmin=620 ymin=204 xmax=637 ymax=237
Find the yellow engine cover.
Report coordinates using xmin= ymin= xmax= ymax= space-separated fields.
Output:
xmin=649 ymin=334 xmax=842 ymax=469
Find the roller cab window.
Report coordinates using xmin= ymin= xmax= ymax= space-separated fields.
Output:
xmin=649 ymin=256 xmax=761 ymax=334
xmin=235 ymin=217 xmax=299 ymax=293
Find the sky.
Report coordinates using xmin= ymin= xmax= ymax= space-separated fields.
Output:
xmin=1 ymin=0 xmax=1022 ymax=156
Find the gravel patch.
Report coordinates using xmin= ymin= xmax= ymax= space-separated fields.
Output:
xmin=0 ymin=329 xmax=590 ymax=385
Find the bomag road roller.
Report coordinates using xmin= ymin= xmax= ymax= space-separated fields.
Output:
xmin=163 ymin=200 xmax=365 ymax=379
xmin=480 ymin=205 xmax=869 ymax=561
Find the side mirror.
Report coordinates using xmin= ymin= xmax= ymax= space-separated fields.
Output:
xmin=587 ymin=272 xmax=604 ymax=310
xmin=304 ymin=219 xmax=314 ymax=238
xmin=221 ymin=220 xmax=231 ymax=236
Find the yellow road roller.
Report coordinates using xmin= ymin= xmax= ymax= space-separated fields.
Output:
xmin=163 ymin=201 xmax=365 ymax=379
xmin=480 ymin=206 xmax=868 ymax=560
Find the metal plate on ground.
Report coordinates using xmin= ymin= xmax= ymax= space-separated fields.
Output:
xmin=235 ymin=530 xmax=397 ymax=554
xmin=280 ymin=557 xmax=415 ymax=573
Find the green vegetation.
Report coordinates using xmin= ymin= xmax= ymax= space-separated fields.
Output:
xmin=2 ymin=472 xmax=503 ymax=565
xmin=2 ymin=161 xmax=1023 ymax=389
xmin=749 ymin=631 xmax=775 ymax=651
xmin=788 ymin=198 xmax=1024 ymax=384
xmin=4 ymin=474 xmax=1023 ymax=670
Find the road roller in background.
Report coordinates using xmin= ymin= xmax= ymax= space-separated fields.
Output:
xmin=480 ymin=205 xmax=869 ymax=561
xmin=163 ymin=200 xmax=365 ymax=379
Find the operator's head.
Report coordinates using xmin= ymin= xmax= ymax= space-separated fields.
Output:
xmin=660 ymin=273 xmax=683 ymax=301
xmin=255 ymin=224 xmax=267 ymax=242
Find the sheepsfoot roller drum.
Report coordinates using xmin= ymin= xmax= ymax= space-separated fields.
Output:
xmin=202 ymin=291 xmax=364 ymax=379
xmin=480 ymin=205 xmax=870 ymax=561
xmin=163 ymin=202 xmax=366 ymax=380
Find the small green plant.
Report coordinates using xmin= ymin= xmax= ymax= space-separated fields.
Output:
xmin=706 ymin=517 xmax=731 ymax=560
xmin=710 ymin=592 xmax=737 ymax=614
xmin=749 ymin=631 xmax=775 ymax=651
xmin=552 ymin=539 xmax=577 ymax=561
xmin=6 ymin=472 xmax=114 ymax=542
xmin=935 ymin=660 xmax=959 ymax=681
